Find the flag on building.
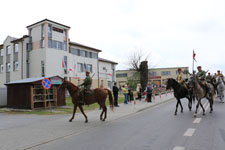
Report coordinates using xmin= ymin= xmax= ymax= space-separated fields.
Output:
xmin=62 ymin=60 xmax=64 ymax=68
xmin=108 ymin=73 xmax=112 ymax=76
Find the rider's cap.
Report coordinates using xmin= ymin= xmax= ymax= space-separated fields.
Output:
xmin=178 ymin=68 xmax=182 ymax=71
xmin=86 ymin=70 xmax=90 ymax=74
xmin=217 ymin=70 xmax=220 ymax=72
xmin=197 ymin=66 xmax=201 ymax=69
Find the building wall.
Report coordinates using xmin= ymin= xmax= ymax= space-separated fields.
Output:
xmin=99 ymin=61 xmax=115 ymax=89
xmin=116 ymin=67 xmax=189 ymax=87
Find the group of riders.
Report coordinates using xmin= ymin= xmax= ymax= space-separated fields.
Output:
xmin=176 ymin=66 xmax=224 ymax=96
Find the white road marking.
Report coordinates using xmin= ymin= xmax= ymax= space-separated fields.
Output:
xmin=173 ymin=146 xmax=185 ymax=150
xmin=193 ymin=118 xmax=201 ymax=123
xmin=184 ymin=128 xmax=195 ymax=136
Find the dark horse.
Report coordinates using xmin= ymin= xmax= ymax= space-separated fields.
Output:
xmin=191 ymin=76 xmax=215 ymax=117
xmin=166 ymin=78 xmax=193 ymax=115
xmin=59 ymin=79 xmax=114 ymax=123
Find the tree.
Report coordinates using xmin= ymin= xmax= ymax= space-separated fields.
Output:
xmin=126 ymin=49 xmax=150 ymax=92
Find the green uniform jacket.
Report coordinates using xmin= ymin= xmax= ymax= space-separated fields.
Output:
xmin=80 ymin=75 xmax=92 ymax=90
xmin=196 ymin=71 xmax=206 ymax=81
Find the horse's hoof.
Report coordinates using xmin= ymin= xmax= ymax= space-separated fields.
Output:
xmin=102 ymin=119 xmax=105 ymax=122
xmin=203 ymin=113 xmax=205 ymax=116
xmin=69 ymin=119 xmax=72 ymax=122
xmin=181 ymin=110 xmax=183 ymax=113
xmin=194 ymin=114 xmax=197 ymax=117
xmin=174 ymin=113 xmax=177 ymax=115
xmin=85 ymin=120 xmax=88 ymax=123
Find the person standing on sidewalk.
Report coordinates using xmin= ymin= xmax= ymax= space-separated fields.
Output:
xmin=113 ymin=82 xmax=119 ymax=107
xmin=122 ymin=85 xmax=128 ymax=104
xmin=145 ymin=83 xmax=153 ymax=103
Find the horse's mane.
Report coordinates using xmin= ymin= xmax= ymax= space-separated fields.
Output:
xmin=65 ymin=80 xmax=79 ymax=91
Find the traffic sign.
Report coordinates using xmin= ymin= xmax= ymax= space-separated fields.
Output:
xmin=42 ymin=78 xmax=51 ymax=90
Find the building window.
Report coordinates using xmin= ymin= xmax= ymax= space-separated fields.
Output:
xmin=89 ymin=52 xmax=92 ymax=58
xmin=85 ymin=51 xmax=88 ymax=57
xmin=0 ymin=64 xmax=3 ymax=73
xmin=116 ymin=73 xmax=128 ymax=78
xmin=78 ymin=79 xmax=80 ymax=86
xmin=161 ymin=71 xmax=171 ymax=76
xmin=41 ymin=61 xmax=45 ymax=77
xmin=148 ymin=72 xmax=157 ymax=76
xmin=48 ymin=39 xmax=52 ymax=48
xmin=63 ymin=41 xmax=67 ymax=51
xmin=77 ymin=63 xmax=83 ymax=72
xmin=92 ymin=53 xmax=98 ymax=59
xmin=13 ymin=61 xmax=19 ymax=71
xmin=6 ymin=63 xmax=10 ymax=72
xmin=0 ymin=49 xmax=3 ymax=56
xmin=48 ymin=24 xmax=52 ymax=38
xmin=40 ymin=40 xmax=44 ymax=48
xmin=81 ymin=50 xmax=86 ymax=57
xmin=7 ymin=46 xmax=11 ymax=55
xmin=41 ymin=24 xmax=44 ymax=39
xmin=15 ymin=44 xmax=19 ymax=53
xmin=64 ymin=56 xmax=67 ymax=74
xmin=87 ymin=64 xmax=92 ymax=73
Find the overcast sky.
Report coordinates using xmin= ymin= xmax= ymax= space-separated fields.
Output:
xmin=1 ymin=0 xmax=225 ymax=73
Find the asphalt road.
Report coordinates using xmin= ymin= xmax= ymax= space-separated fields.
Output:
xmin=27 ymin=97 xmax=225 ymax=150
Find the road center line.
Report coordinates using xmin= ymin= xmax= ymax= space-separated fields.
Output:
xmin=184 ymin=128 xmax=195 ymax=136
xmin=173 ymin=146 xmax=185 ymax=150
xmin=193 ymin=118 xmax=201 ymax=123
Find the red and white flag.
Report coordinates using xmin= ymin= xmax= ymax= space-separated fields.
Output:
xmin=69 ymin=68 xmax=73 ymax=72
xmin=62 ymin=60 xmax=64 ymax=68
xmin=193 ymin=50 xmax=196 ymax=62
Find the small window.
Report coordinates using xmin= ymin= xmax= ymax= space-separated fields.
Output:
xmin=14 ymin=61 xmax=19 ymax=71
xmin=6 ymin=63 xmax=10 ymax=72
xmin=15 ymin=44 xmax=19 ymax=53
xmin=0 ymin=49 xmax=3 ymax=56
xmin=48 ymin=39 xmax=52 ymax=48
xmin=87 ymin=64 xmax=92 ymax=73
xmin=41 ymin=61 xmax=45 ymax=77
xmin=77 ymin=63 xmax=83 ymax=72
xmin=89 ymin=52 xmax=92 ymax=58
xmin=0 ymin=64 xmax=3 ymax=73
xmin=48 ymin=24 xmax=52 ymax=38
xmin=63 ymin=41 xmax=67 ymax=51
xmin=7 ymin=46 xmax=11 ymax=55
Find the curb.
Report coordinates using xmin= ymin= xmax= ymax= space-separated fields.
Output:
xmin=136 ymin=97 xmax=175 ymax=113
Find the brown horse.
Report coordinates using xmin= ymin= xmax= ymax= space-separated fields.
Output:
xmin=59 ymin=79 xmax=114 ymax=123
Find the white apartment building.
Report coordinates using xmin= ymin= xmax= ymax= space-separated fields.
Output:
xmin=0 ymin=19 xmax=117 ymax=106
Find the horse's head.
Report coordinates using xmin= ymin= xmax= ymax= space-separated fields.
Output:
xmin=166 ymin=78 xmax=173 ymax=90
xmin=58 ymin=78 xmax=67 ymax=92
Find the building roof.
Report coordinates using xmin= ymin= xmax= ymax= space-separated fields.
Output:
xmin=11 ymin=35 xmax=29 ymax=43
xmin=26 ymin=19 xmax=70 ymax=29
xmin=99 ymin=58 xmax=118 ymax=64
xmin=5 ymin=75 xmax=63 ymax=85
xmin=69 ymin=41 xmax=102 ymax=52
xmin=0 ymin=44 xmax=3 ymax=48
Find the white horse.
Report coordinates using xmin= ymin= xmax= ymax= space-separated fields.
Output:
xmin=216 ymin=76 xmax=225 ymax=103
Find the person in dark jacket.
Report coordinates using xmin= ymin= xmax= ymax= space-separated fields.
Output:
xmin=113 ymin=82 xmax=119 ymax=107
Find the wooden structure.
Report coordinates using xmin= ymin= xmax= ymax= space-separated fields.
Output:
xmin=5 ymin=76 xmax=65 ymax=109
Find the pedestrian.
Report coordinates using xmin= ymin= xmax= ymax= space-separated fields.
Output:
xmin=145 ymin=83 xmax=153 ymax=103
xmin=113 ymin=82 xmax=119 ymax=107
xmin=122 ymin=85 xmax=128 ymax=104
xmin=136 ymin=83 xmax=142 ymax=100
xmin=127 ymin=85 xmax=131 ymax=102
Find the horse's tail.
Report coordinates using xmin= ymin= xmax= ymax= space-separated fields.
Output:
xmin=105 ymin=89 xmax=114 ymax=111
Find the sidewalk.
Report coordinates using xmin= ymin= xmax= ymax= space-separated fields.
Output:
xmin=0 ymin=93 xmax=174 ymax=150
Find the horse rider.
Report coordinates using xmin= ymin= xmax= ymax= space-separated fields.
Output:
xmin=206 ymin=72 xmax=212 ymax=83
xmin=196 ymin=66 xmax=210 ymax=94
xmin=78 ymin=70 xmax=92 ymax=104
xmin=217 ymin=70 xmax=225 ymax=83
xmin=176 ymin=68 xmax=187 ymax=89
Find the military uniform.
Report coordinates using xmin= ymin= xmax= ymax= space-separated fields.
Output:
xmin=196 ymin=70 xmax=210 ymax=94
xmin=176 ymin=72 xmax=185 ymax=85
xmin=206 ymin=74 xmax=212 ymax=83
xmin=79 ymin=74 xmax=92 ymax=104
